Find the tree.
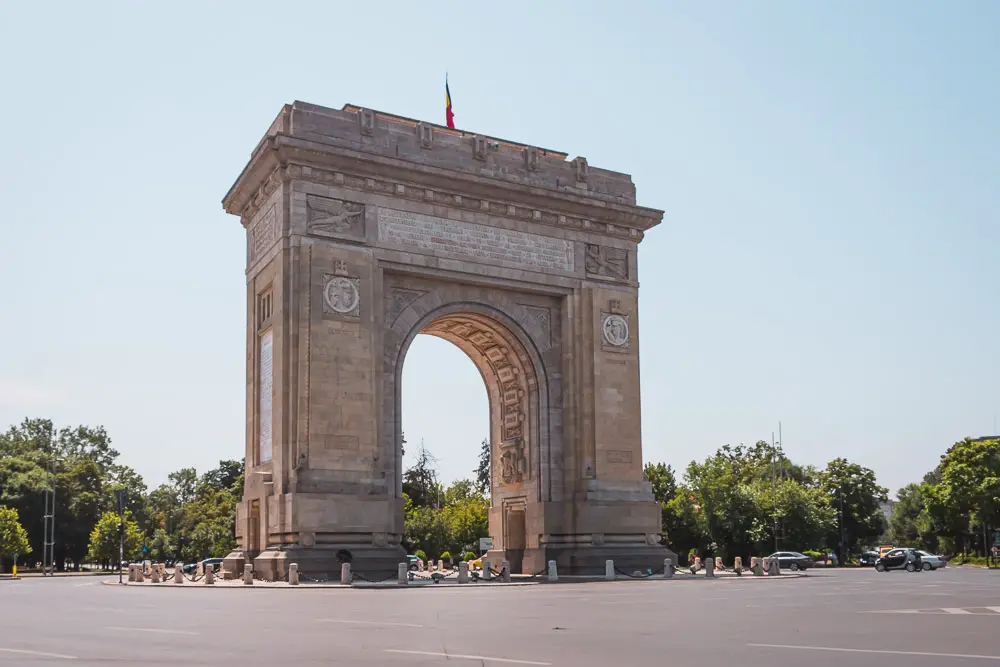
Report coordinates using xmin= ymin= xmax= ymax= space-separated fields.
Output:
xmin=403 ymin=443 xmax=439 ymax=508
xmin=0 ymin=505 xmax=30 ymax=571
xmin=888 ymin=483 xmax=925 ymax=548
xmin=168 ymin=468 xmax=199 ymax=505
xmin=86 ymin=511 xmax=143 ymax=567
xmin=198 ymin=460 xmax=244 ymax=497
xmin=475 ymin=438 xmax=491 ymax=496
xmin=819 ymin=458 xmax=888 ymax=561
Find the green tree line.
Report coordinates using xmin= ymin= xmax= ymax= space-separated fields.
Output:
xmin=0 ymin=418 xmax=242 ymax=571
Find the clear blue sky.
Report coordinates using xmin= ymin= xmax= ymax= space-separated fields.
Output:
xmin=1 ymin=1 xmax=997 ymax=497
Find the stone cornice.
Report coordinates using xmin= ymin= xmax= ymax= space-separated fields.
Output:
xmin=225 ymin=134 xmax=664 ymax=242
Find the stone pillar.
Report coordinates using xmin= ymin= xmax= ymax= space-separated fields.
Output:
xmin=547 ymin=560 xmax=558 ymax=582
xmin=753 ymin=558 xmax=763 ymax=576
xmin=500 ymin=560 xmax=511 ymax=583
xmin=397 ymin=562 xmax=407 ymax=585
xmin=243 ymin=564 xmax=253 ymax=585
xmin=694 ymin=556 xmax=702 ymax=571
xmin=196 ymin=562 xmax=204 ymax=578
xmin=769 ymin=559 xmax=780 ymax=576
xmin=135 ymin=566 xmax=144 ymax=583
xmin=288 ymin=563 xmax=299 ymax=586
xmin=705 ymin=558 xmax=714 ymax=577
xmin=150 ymin=566 xmax=160 ymax=584
xmin=734 ymin=556 xmax=743 ymax=576
xmin=458 ymin=561 xmax=469 ymax=584
xmin=341 ymin=563 xmax=352 ymax=585
xmin=605 ymin=560 xmax=615 ymax=581
xmin=437 ymin=559 xmax=444 ymax=572
xmin=205 ymin=565 xmax=215 ymax=585
xmin=715 ymin=557 xmax=723 ymax=571
xmin=482 ymin=560 xmax=492 ymax=581
xmin=174 ymin=566 xmax=184 ymax=584
xmin=127 ymin=564 xmax=135 ymax=582
xmin=664 ymin=557 xmax=674 ymax=579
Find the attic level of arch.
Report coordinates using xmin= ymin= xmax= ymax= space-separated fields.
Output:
xmin=236 ymin=160 xmax=657 ymax=245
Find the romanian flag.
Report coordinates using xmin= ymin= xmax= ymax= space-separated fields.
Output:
xmin=445 ymin=77 xmax=455 ymax=129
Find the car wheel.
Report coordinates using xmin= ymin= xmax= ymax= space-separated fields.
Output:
xmin=875 ymin=563 xmax=885 ymax=572
xmin=905 ymin=562 xmax=916 ymax=572
xmin=790 ymin=563 xmax=799 ymax=571
xmin=922 ymin=563 xmax=932 ymax=571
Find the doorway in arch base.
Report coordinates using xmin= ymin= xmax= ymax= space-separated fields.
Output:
xmin=221 ymin=101 xmax=674 ymax=580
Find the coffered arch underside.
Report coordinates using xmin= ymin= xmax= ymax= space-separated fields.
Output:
xmin=381 ymin=277 xmax=564 ymax=505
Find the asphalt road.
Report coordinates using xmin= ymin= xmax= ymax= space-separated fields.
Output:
xmin=2 ymin=567 xmax=1000 ymax=666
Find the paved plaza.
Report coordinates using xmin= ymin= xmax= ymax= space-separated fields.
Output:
xmin=2 ymin=567 xmax=1000 ymax=665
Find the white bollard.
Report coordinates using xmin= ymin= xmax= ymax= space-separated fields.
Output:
xmin=482 ymin=560 xmax=491 ymax=581
xmin=705 ymin=557 xmax=715 ymax=577
xmin=547 ymin=560 xmax=558 ymax=582
xmin=605 ymin=559 xmax=615 ymax=581
xmin=437 ymin=559 xmax=445 ymax=572
xmin=288 ymin=563 xmax=298 ymax=586
xmin=174 ymin=565 xmax=184 ymax=584
xmin=341 ymin=562 xmax=352 ymax=585
xmin=458 ymin=561 xmax=469 ymax=583
xmin=500 ymin=560 xmax=511 ymax=583
xmin=204 ymin=565 xmax=215 ymax=585
xmin=664 ymin=557 xmax=674 ymax=579
xmin=397 ymin=562 xmax=408 ymax=585
xmin=243 ymin=564 xmax=253 ymax=585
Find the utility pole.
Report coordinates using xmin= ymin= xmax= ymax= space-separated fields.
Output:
xmin=839 ymin=486 xmax=846 ymax=564
xmin=42 ymin=425 xmax=57 ymax=576
xmin=116 ymin=490 xmax=126 ymax=585
xmin=772 ymin=432 xmax=778 ymax=553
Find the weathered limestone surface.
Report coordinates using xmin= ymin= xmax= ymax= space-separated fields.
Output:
xmin=222 ymin=101 xmax=673 ymax=577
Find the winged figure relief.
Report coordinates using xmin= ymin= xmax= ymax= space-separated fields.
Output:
xmin=306 ymin=195 xmax=364 ymax=234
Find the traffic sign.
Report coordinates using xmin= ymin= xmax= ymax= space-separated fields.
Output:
xmin=479 ymin=537 xmax=493 ymax=552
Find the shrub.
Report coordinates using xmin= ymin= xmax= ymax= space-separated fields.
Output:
xmin=414 ymin=549 xmax=427 ymax=563
xmin=464 ymin=551 xmax=477 ymax=562
xmin=803 ymin=550 xmax=824 ymax=560
xmin=440 ymin=551 xmax=453 ymax=565
xmin=687 ymin=548 xmax=698 ymax=565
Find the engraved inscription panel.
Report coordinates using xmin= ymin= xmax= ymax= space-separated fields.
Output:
xmin=378 ymin=208 xmax=574 ymax=272
xmin=249 ymin=204 xmax=278 ymax=260
xmin=258 ymin=329 xmax=274 ymax=463
xmin=605 ymin=449 xmax=632 ymax=464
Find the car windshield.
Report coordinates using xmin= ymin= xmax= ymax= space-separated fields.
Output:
xmin=917 ymin=550 xmax=933 ymax=557
xmin=789 ymin=552 xmax=807 ymax=558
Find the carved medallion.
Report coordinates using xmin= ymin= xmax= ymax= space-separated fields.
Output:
xmin=602 ymin=314 xmax=629 ymax=347
xmin=306 ymin=195 xmax=364 ymax=237
xmin=324 ymin=276 xmax=360 ymax=315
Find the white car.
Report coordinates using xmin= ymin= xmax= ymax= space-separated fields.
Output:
xmin=916 ymin=550 xmax=946 ymax=570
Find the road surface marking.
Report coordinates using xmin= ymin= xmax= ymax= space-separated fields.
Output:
xmin=943 ymin=607 xmax=973 ymax=614
xmin=317 ymin=619 xmax=423 ymax=628
xmin=385 ymin=650 xmax=550 ymax=665
xmin=104 ymin=626 xmax=198 ymax=636
xmin=0 ymin=648 xmax=77 ymax=660
xmin=73 ymin=583 xmax=94 ymax=587
xmin=988 ymin=607 xmax=1000 ymax=613
xmin=749 ymin=643 xmax=1000 ymax=661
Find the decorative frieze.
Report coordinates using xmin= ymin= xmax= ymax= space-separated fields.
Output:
xmin=305 ymin=195 xmax=364 ymax=239
xmin=585 ymin=244 xmax=629 ymax=280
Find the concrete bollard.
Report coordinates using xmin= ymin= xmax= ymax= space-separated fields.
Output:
xmin=482 ymin=560 xmax=491 ymax=581
xmin=341 ymin=562 xmax=352 ymax=585
xmin=694 ymin=556 xmax=702 ymax=571
xmin=705 ymin=557 xmax=715 ymax=577
xmin=769 ymin=558 xmax=780 ymax=576
xmin=127 ymin=564 xmax=135 ymax=582
xmin=243 ymin=564 xmax=253 ymax=585
xmin=204 ymin=565 xmax=215 ymax=585
xmin=196 ymin=562 xmax=204 ymax=578
xmin=437 ymin=559 xmax=445 ymax=572
xmin=664 ymin=557 xmax=674 ymax=579
xmin=715 ymin=557 xmax=723 ymax=571
xmin=458 ymin=561 xmax=469 ymax=584
xmin=288 ymin=563 xmax=298 ymax=586
xmin=397 ymin=562 xmax=408 ymax=585
xmin=605 ymin=559 xmax=615 ymax=581
xmin=547 ymin=560 xmax=558 ymax=582
xmin=150 ymin=566 xmax=160 ymax=583
xmin=500 ymin=560 xmax=511 ymax=583
xmin=135 ymin=565 xmax=144 ymax=583
xmin=734 ymin=556 xmax=743 ymax=576
xmin=753 ymin=558 xmax=764 ymax=576
xmin=174 ymin=565 xmax=184 ymax=584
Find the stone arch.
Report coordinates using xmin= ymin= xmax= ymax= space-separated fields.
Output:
xmin=381 ymin=280 xmax=564 ymax=560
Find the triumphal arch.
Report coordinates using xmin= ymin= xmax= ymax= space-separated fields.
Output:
xmin=222 ymin=101 xmax=670 ymax=578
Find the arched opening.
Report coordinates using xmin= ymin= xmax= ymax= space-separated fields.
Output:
xmin=394 ymin=305 xmax=546 ymax=573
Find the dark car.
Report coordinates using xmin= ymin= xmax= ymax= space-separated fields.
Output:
xmin=875 ymin=548 xmax=918 ymax=572
xmin=858 ymin=551 xmax=880 ymax=566
xmin=766 ymin=551 xmax=812 ymax=571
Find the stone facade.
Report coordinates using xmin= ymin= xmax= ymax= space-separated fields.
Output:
xmin=221 ymin=101 xmax=671 ymax=578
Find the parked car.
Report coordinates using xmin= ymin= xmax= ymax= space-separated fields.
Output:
xmin=182 ymin=557 xmax=225 ymax=574
xmin=406 ymin=554 xmax=424 ymax=571
xmin=875 ymin=547 xmax=919 ymax=572
xmin=858 ymin=551 xmax=880 ymax=566
xmin=915 ymin=550 xmax=946 ymax=571
xmin=766 ymin=551 xmax=813 ymax=571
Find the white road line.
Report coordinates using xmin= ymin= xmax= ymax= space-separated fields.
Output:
xmin=73 ymin=582 xmax=94 ymax=587
xmin=0 ymin=647 xmax=77 ymax=660
xmin=384 ymin=649 xmax=550 ymax=665
xmin=943 ymin=607 xmax=973 ymax=614
xmin=317 ymin=619 xmax=423 ymax=628
xmin=104 ymin=626 xmax=198 ymax=636
xmin=987 ymin=607 xmax=1000 ymax=613
xmin=749 ymin=643 xmax=1000 ymax=661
